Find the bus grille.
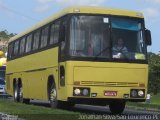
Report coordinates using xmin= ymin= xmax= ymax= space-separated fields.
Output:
xmin=80 ymin=81 xmax=139 ymax=87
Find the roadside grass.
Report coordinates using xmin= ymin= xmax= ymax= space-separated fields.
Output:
xmin=0 ymin=100 xmax=80 ymax=120
xmin=150 ymin=93 xmax=160 ymax=105
xmin=127 ymin=93 xmax=160 ymax=109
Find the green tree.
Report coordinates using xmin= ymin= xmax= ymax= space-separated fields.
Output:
xmin=148 ymin=52 xmax=160 ymax=94
xmin=0 ymin=30 xmax=16 ymax=38
xmin=0 ymin=30 xmax=16 ymax=53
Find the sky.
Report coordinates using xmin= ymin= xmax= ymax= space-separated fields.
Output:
xmin=0 ymin=0 xmax=159 ymax=53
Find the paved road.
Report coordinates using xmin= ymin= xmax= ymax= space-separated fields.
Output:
xmin=2 ymin=97 xmax=159 ymax=115
xmin=30 ymin=100 xmax=160 ymax=115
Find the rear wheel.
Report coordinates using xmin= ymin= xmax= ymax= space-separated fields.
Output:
xmin=109 ymin=100 xmax=125 ymax=115
xmin=13 ymin=82 xmax=18 ymax=102
xmin=18 ymin=83 xmax=30 ymax=104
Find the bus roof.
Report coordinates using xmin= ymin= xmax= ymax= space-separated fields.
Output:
xmin=9 ymin=6 xmax=144 ymax=43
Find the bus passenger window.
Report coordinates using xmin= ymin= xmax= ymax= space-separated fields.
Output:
xmin=40 ymin=26 xmax=49 ymax=48
xmin=49 ymin=24 xmax=55 ymax=45
xmin=14 ymin=40 xmax=19 ymax=56
xmin=8 ymin=43 xmax=14 ymax=59
xmin=19 ymin=37 xmax=26 ymax=55
xmin=33 ymin=30 xmax=40 ymax=50
xmin=49 ymin=22 xmax=60 ymax=45
xmin=25 ymin=34 xmax=32 ymax=53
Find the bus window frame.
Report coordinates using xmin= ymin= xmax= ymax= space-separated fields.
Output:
xmin=7 ymin=15 xmax=69 ymax=61
xmin=110 ymin=15 xmax=147 ymax=61
xmin=65 ymin=13 xmax=148 ymax=64
xmin=58 ymin=15 xmax=70 ymax=62
xmin=7 ymin=14 xmax=147 ymax=64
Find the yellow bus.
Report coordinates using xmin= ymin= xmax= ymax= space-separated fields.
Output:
xmin=6 ymin=7 xmax=152 ymax=114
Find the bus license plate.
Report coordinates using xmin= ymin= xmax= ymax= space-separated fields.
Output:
xmin=104 ymin=91 xmax=117 ymax=96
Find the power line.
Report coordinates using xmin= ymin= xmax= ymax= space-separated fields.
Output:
xmin=0 ymin=3 xmax=40 ymax=22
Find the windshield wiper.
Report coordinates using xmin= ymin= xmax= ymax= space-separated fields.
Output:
xmin=93 ymin=47 xmax=110 ymax=61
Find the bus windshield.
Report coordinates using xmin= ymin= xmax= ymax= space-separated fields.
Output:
xmin=69 ymin=15 xmax=146 ymax=61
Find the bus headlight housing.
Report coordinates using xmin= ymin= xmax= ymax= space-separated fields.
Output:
xmin=130 ymin=89 xmax=145 ymax=98
xmin=74 ymin=88 xmax=81 ymax=95
xmin=82 ymin=89 xmax=89 ymax=96
xmin=131 ymin=90 xmax=137 ymax=97
xmin=73 ymin=87 xmax=90 ymax=96
xmin=138 ymin=90 xmax=144 ymax=97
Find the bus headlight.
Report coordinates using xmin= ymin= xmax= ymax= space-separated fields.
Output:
xmin=82 ymin=89 xmax=89 ymax=96
xmin=138 ymin=90 xmax=144 ymax=97
xmin=73 ymin=87 xmax=90 ymax=96
xmin=130 ymin=89 xmax=145 ymax=98
xmin=74 ymin=88 xmax=81 ymax=95
xmin=131 ymin=90 xmax=137 ymax=97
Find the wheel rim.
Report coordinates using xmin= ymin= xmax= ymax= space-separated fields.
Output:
xmin=50 ymin=86 xmax=57 ymax=102
xmin=14 ymin=87 xmax=18 ymax=100
xmin=19 ymin=87 xmax=23 ymax=102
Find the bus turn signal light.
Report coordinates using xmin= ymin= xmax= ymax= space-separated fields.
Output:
xmin=139 ymin=83 xmax=145 ymax=87
xmin=74 ymin=81 xmax=80 ymax=85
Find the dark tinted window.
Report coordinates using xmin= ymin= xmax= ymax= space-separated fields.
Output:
xmin=40 ymin=26 xmax=49 ymax=48
xmin=8 ymin=43 xmax=14 ymax=59
xmin=49 ymin=21 xmax=60 ymax=45
xmin=19 ymin=37 xmax=26 ymax=55
xmin=49 ymin=24 xmax=55 ymax=45
xmin=25 ymin=34 xmax=32 ymax=53
xmin=14 ymin=40 xmax=19 ymax=56
xmin=33 ymin=30 xmax=40 ymax=50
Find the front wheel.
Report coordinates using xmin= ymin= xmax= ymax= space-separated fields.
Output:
xmin=109 ymin=100 xmax=126 ymax=115
xmin=49 ymin=82 xmax=63 ymax=108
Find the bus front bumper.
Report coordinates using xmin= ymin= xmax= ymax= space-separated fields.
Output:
xmin=66 ymin=85 xmax=146 ymax=102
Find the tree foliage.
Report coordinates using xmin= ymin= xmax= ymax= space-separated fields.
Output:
xmin=0 ymin=30 xmax=16 ymax=53
xmin=148 ymin=52 xmax=160 ymax=94
xmin=0 ymin=30 xmax=16 ymax=39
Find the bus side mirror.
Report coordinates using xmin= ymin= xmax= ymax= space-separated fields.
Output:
xmin=145 ymin=29 xmax=152 ymax=46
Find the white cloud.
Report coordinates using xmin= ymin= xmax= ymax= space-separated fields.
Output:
xmin=143 ymin=0 xmax=160 ymax=4
xmin=153 ymin=0 xmax=160 ymax=4
xmin=149 ymin=0 xmax=160 ymax=4
xmin=54 ymin=0 xmax=106 ymax=6
xmin=35 ymin=0 xmax=106 ymax=12
xmin=141 ymin=8 xmax=159 ymax=25
xmin=142 ymin=8 xmax=159 ymax=18
xmin=36 ymin=0 xmax=53 ymax=4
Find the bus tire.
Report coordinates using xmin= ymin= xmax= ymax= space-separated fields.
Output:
xmin=23 ymin=99 xmax=30 ymax=104
xmin=13 ymin=81 xmax=18 ymax=102
xmin=18 ymin=82 xmax=30 ymax=104
xmin=109 ymin=100 xmax=125 ymax=115
xmin=49 ymin=82 xmax=63 ymax=108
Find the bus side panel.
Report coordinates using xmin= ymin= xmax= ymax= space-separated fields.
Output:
xmin=44 ymin=67 xmax=59 ymax=100
xmin=6 ymin=48 xmax=59 ymax=100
